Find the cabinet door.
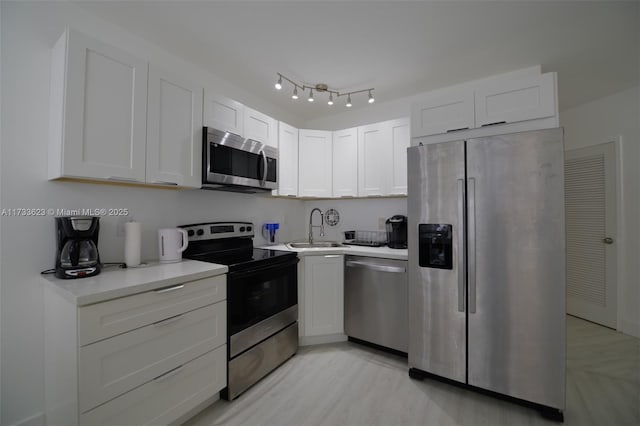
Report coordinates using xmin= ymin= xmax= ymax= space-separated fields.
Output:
xmin=332 ymin=127 xmax=358 ymax=197
xmin=298 ymin=130 xmax=333 ymax=197
xmin=202 ymin=92 xmax=244 ymax=136
xmin=304 ymin=255 xmax=344 ymax=336
xmin=388 ymin=118 xmax=410 ymax=195
xmin=277 ymin=122 xmax=299 ymax=196
xmin=411 ymin=87 xmax=475 ymax=138
xmin=60 ymin=29 xmax=148 ymax=183
xmin=358 ymin=122 xmax=390 ymax=196
xmin=244 ymin=106 xmax=277 ymax=147
xmin=474 ymin=73 xmax=556 ymax=127
xmin=146 ymin=65 xmax=203 ymax=188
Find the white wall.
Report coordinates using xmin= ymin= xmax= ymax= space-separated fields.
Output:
xmin=561 ymin=86 xmax=640 ymax=338
xmin=0 ymin=3 xmax=305 ymax=425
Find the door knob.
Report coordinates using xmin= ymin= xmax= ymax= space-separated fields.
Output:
xmin=602 ymin=237 xmax=614 ymax=244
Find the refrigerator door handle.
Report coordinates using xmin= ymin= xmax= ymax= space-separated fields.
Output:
xmin=457 ymin=178 xmax=466 ymax=312
xmin=468 ymin=177 xmax=477 ymax=314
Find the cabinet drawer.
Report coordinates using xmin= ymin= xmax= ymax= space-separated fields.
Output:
xmin=80 ymin=345 xmax=226 ymax=426
xmin=78 ymin=274 xmax=225 ymax=345
xmin=79 ymin=301 xmax=226 ymax=412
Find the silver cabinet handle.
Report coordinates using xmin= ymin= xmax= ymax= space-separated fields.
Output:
xmin=324 ymin=255 xmax=341 ymax=258
xmin=468 ymin=177 xmax=477 ymax=314
xmin=154 ymin=284 xmax=185 ymax=294
xmin=107 ymin=176 xmax=143 ymax=183
xmin=345 ymin=260 xmax=406 ymax=274
xmin=150 ymin=180 xmax=179 ymax=186
xmin=457 ymin=178 xmax=466 ymax=313
xmin=153 ymin=364 xmax=185 ymax=382
xmin=603 ymin=237 xmax=614 ymax=244
xmin=153 ymin=313 xmax=185 ymax=327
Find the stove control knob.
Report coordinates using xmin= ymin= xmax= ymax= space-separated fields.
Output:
xmin=187 ymin=230 xmax=195 ymax=237
xmin=239 ymin=226 xmax=246 ymax=232
xmin=196 ymin=229 xmax=204 ymax=236
xmin=247 ymin=226 xmax=252 ymax=232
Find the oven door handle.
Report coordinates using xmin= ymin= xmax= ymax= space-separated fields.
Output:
xmin=229 ymin=256 xmax=299 ymax=279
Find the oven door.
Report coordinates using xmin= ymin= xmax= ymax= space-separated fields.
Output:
xmin=228 ymin=256 xmax=298 ymax=358
xmin=204 ymin=127 xmax=277 ymax=190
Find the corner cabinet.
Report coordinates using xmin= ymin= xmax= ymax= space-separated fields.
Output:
xmin=277 ymin=122 xmax=299 ymax=197
xmin=146 ymin=65 xmax=203 ymax=188
xmin=358 ymin=117 xmax=409 ymax=196
xmin=332 ymin=127 xmax=358 ymax=197
xmin=48 ymin=28 xmax=148 ymax=183
xmin=298 ymin=130 xmax=333 ymax=197
xmin=44 ymin=274 xmax=227 ymax=426
xmin=301 ymin=254 xmax=344 ymax=337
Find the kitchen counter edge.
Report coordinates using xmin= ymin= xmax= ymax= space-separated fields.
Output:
xmin=41 ymin=260 xmax=228 ymax=306
xmin=261 ymin=244 xmax=408 ymax=260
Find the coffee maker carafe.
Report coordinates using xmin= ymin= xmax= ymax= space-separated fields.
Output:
xmin=386 ymin=215 xmax=408 ymax=249
xmin=55 ymin=216 xmax=101 ymax=279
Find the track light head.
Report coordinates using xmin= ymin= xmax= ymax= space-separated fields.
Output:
xmin=368 ymin=90 xmax=375 ymax=103
xmin=346 ymin=94 xmax=352 ymax=108
xmin=275 ymin=75 xmax=282 ymax=90
xmin=328 ymin=93 xmax=334 ymax=105
xmin=308 ymin=89 xmax=314 ymax=102
xmin=291 ymin=86 xmax=298 ymax=100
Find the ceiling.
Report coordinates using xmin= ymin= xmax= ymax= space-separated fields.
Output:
xmin=78 ymin=1 xmax=639 ymax=124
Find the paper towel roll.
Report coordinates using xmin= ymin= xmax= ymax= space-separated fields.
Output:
xmin=124 ymin=221 xmax=142 ymax=267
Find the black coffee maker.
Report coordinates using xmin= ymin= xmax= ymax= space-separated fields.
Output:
xmin=386 ymin=215 xmax=408 ymax=249
xmin=55 ymin=216 xmax=101 ymax=279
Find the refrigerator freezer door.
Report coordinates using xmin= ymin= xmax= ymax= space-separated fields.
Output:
xmin=408 ymin=141 xmax=466 ymax=383
xmin=466 ymin=128 xmax=565 ymax=410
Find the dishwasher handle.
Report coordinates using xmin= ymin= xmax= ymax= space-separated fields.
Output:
xmin=345 ymin=260 xmax=406 ymax=274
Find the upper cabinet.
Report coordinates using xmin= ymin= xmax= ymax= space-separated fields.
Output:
xmin=49 ymin=28 xmax=148 ymax=184
xmin=358 ymin=117 xmax=410 ymax=197
xmin=411 ymin=87 xmax=475 ymax=137
xmin=298 ymin=130 xmax=333 ymax=198
xmin=146 ymin=65 xmax=203 ymax=188
xmin=202 ymin=93 xmax=244 ymax=136
xmin=332 ymin=128 xmax=358 ymax=197
xmin=244 ymin=106 xmax=278 ymax=148
xmin=277 ymin=122 xmax=299 ymax=197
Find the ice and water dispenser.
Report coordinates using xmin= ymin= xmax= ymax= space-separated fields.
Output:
xmin=418 ymin=224 xmax=453 ymax=269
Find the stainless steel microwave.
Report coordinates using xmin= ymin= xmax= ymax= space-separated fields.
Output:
xmin=202 ymin=127 xmax=278 ymax=193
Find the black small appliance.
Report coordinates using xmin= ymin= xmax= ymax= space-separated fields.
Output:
xmin=386 ymin=215 xmax=408 ymax=249
xmin=55 ymin=216 xmax=101 ymax=279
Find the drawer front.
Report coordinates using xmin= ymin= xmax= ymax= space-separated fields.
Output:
xmin=79 ymin=301 xmax=226 ymax=413
xmin=80 ymin=345 xmax=226 ymax=426
xmin=78 ymin=274 xmax=226 ymax=346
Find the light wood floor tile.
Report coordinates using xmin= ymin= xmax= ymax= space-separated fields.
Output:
xmin=184 ymin=316 xmax=640 ymax=426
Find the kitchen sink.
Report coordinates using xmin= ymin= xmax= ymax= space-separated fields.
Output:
xmin=286 ymin=242 xmax=346 ymax=249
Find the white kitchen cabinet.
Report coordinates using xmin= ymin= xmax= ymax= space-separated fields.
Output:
xmin=411 ymin=86 xmax=475 ymax=138
xmin=474 ymin=72 xmax=556 ymax=127
xmin=303 ymin=255 xmax=344 ymax=337
xmin=203 ymin=92 xmax=244 ymax=136
xmin=277 ymin=121 xmax=299 ymax=196
xmin=298 ymin=130 xmax=333 ymax=197
xmin=146 ymin=65 xmax=203 ymax=188
xmin=48 ymin=28 xmax=148 ymax=184
xmin=358 ymin=118 xmax=409 ymax=196
xmin=44 ymin=272 xmax=227 ymax=426
xmin=244 ymin=106 xmax=278 ymax=147
xmin=332 ymin=127 xmax=358 ymax=197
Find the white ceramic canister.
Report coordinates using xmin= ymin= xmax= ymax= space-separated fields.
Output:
xmin=158 ymin=228 xmax=188 ymax=263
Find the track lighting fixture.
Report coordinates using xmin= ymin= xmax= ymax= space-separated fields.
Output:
xmin=275 ymin=73 xmax=375 ymax=108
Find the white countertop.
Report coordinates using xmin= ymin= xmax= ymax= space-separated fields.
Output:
xmin=42 ymin=260 xmax=228 ymax=306
xmin=261 ymin=243 xmax=408 ymax=260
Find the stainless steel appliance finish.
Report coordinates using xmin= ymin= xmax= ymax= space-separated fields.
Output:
xmin=202 ymin=127 xmax=278 ymax=193
xmin=230 ymin=305 xmax=298 ymax=358
xmin=227 ymin=322 xmax=298 ymax=400
xmin=345 ymin=255 xmax=408 ymax=353
xmin=408 ymin=128 xmax=566 ymax=416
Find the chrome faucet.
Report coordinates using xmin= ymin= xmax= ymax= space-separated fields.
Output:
xmin=309 ymin=208 xmax=325 ymax=244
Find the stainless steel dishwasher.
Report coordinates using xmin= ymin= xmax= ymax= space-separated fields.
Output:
xmin=344 ymin=255 xmax=408 ymax=353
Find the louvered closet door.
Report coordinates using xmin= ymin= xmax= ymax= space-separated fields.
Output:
xmin=565 ymin=142 xmax=617 ymax=328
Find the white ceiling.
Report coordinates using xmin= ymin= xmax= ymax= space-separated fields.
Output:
xmin=78 ymin=1 xmax=639 ymax=124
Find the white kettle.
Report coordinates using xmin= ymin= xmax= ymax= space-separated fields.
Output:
xmin=158 ymin=228 xmax=189 ymax=263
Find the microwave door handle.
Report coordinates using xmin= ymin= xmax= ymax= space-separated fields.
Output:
xmin=259 ymin=150 xmax=267 ymax=186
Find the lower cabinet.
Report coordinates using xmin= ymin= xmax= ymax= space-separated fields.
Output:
xmin=44 ymin=274 xmax=227 ymax=426
xmin=300 ymin=254 xmax=344 ymax=338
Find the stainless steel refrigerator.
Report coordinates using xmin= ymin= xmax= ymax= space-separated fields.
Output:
xmin=407 ymin=128 xmax=565 ymax=420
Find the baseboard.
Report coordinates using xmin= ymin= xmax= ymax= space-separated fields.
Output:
xmin=11 ymin=412 xmax=45 ymax=426
xmin=620 ymin=319 xmax=640 ymax=338
xmin=299 ymin=333 xmax=347 ymax=346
